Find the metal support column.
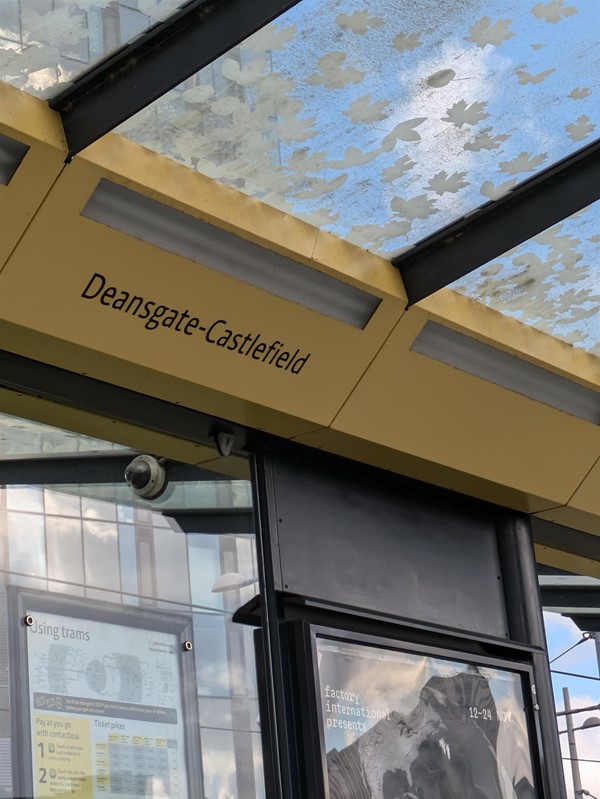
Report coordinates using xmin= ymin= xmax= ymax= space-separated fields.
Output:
xmin=496 ymin=513 xmax=567 ymax=799
xmin=562 ymin=687 xmax=583 ymax=797
xmin=251 ymin=447 xmax=300 ymax=799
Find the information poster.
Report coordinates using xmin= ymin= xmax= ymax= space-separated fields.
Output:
xmin=316 ymin=637 xmax=538 ymax=799
xmin=25 ymin=609 xmax=190 ymax=799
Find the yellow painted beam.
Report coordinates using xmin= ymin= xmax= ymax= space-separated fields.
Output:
xmin=419 ymin=289 xmax=600 ymax=391
xmin=534 ymin=456 xmax=600 ymax=536
xmin=0 ymin=88 xmax=598 ymax=548
xmin=0 ymin=141 xmax=404 ymax=434
xmin=0 ymin=83 xmax=67 ymax=268
xmin=325 ymin=307 xmax=600 ymax=510
xmin=81 ymin=133 xmax=407 ymax=302
xmin=534 ymin=544 xmax=600 ymax=579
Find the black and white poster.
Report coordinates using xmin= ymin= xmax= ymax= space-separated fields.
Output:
xmin=316 ymin=637 xmax=538 ymax=799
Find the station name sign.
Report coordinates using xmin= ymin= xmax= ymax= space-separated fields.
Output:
xmin=81 ymin=272 xmax=311 ymax=375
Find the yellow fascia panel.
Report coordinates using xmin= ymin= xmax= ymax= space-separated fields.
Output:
xmin=328 ymin=307 xmax=600 ymax=509
xmin=0 ymin=319 xmax=327 ymax=439
xmin=0 ymin=147 xmax=404 ymax=434
xmin=534 ymin=544 xmax=600 ymax=579
xmin=420 ymin=288 xmax=600 ymax=390
xmin=534 ymin=457 xmax=600 ymax=535
xmin=0 ymin=83 xmax=67 ymax=268
xmin=81 ymin=133 xmax=407 ymax=301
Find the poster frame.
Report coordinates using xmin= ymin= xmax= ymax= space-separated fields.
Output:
xmin=292 ymin=621 xmax=547 ymax=799
xmin=8 ymin=586 xmax=204 ymax=799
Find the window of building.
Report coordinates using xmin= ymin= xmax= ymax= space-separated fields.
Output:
xmin=0 ymin=409 xmax=264 ymax=799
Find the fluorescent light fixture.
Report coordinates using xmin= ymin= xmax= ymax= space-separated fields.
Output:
xmin=411 ymin=321 xmax=600 ymax=424
xmin=0 ymin=132 xmax=29 ymax=185
xmin=82 ymin=179 xmax=380 ymax=329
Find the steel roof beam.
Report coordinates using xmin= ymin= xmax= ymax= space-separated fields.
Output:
xmin=50 ymin=0 xmax=302 ymax=159
xmin=393 ymin=139 xmax=600 ymax=306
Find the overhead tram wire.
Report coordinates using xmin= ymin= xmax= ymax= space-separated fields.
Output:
xmin=550 ymin=633 xmax=593 ymax=664
xmin=551 ymin=669 xmax=600 ymax=682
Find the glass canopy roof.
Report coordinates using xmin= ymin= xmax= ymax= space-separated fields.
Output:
xmin=0 ymin=0 xmax=187 ymax=96
xmin=451 ymin=201 xmax=600 ymax=357
xmin=0 ymin=0 xmax=598 ymax=356
xmin=118 ymin=0 xmax=598 ymax=257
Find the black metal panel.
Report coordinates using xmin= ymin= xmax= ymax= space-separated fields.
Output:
xmin=393 ymin=139 xmax=600 ymax=304
xmin=263 ymin=443 xmax=509 ymax=638
xmin=50 ymin=0 xmax=302 ymax=158
xmin=166 ymin=509 xmax=253 ymax=535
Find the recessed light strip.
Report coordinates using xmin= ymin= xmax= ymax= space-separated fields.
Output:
xmin=0 ymin=132 xmax=29 ymax=185
xmin=82 ymin=179 xmax=380 ymax=329
xmin=411 ymin=321 xmax=600 ymax=424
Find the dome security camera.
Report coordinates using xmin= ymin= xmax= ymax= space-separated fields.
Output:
xmin=124 ymin=455 xmax=167 ymax=499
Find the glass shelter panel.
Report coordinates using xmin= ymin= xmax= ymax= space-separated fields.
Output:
xmin=0 ymin=411 xmax=264 ymax=799
xmin=118 ymin=0 xmax=599 ymax=257
xmin=450 ymin=200 xmax=600 ymax=357
xmin=0 ymin=0 xmax=190 ymax=97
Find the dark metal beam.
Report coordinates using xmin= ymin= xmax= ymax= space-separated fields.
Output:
xmin=393 ymin=139 xmax=600 ymax=305
xmin=531 ymin=517 xmax=600 ymax=564
xmin=0 ymin=454 xmax=227 ymax=485
xmin=50 ymin=0 xmax=302 ymax=158
xmin=0 ymin=349 xmax=248 ymax=453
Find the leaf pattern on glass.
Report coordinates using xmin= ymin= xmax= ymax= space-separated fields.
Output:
xmin=324 ymin=146 xmax=382 ymax=170
xmin=442 ymin=100 xmax=489 ymax=128
xmin=464 ymin=131 xmax=509 ymax=151
xmin=426 ymin=69 xmax=456 ymax=88
xmin=222 ymin=56 xmax=270 ymax=86
xmin=21 ymin=8 xmax=86 ymax=47
xmin=273 ymin=114 xmax=317 ymax=144
xmin=516 ymin=68 xmax=555 ymax=84
xmin=464 ymin=17 xmax=514 ymax=48
xmin=307 ymin=52 xmax=364 ymax=89
xmin=565 ymin=115 xmax=595 ymax=141
xmin=381 ymin=118 xmax=427 ymax=148
xmin=336 ymin=10 xmax=384 ymax=34
xmin=182 ymin=84 xmax=215 ymax=104
xmin=532 ymin=1 xmax=577 ymax=24
xmin=137 ymin=0 xmax=182 ymax=22
xmin=569 ymin=87 xmax=591 ymax=100
xmin=210 ymin=96 xmax=243 ymax=116
xmin=499 ymin=151 xmax=547 ymax=175
xmin=427 ymin=171 xmax=469 ymax=195
xmin=293 ymin=174 xmax=348 ymax=200
xmin=343 ymin=95 xmax=388 ymax=124
xmin=480 ymin=179 xmax=518 ymax=200
xmin=391 ymin=194 xmax=438 ymax=221
xmin=391 ymin=32 xmax=421 ymax=52
xmin=349 ymin=220 xmax=412 ymax=246
xmin=381 ymin=155 xmax=416 ymax=183
xmin=243 ymin=24 xmax=297 ymax=51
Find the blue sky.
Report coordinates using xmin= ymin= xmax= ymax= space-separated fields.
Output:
xmin=544 ymin=611 xmax=600 ymax=798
